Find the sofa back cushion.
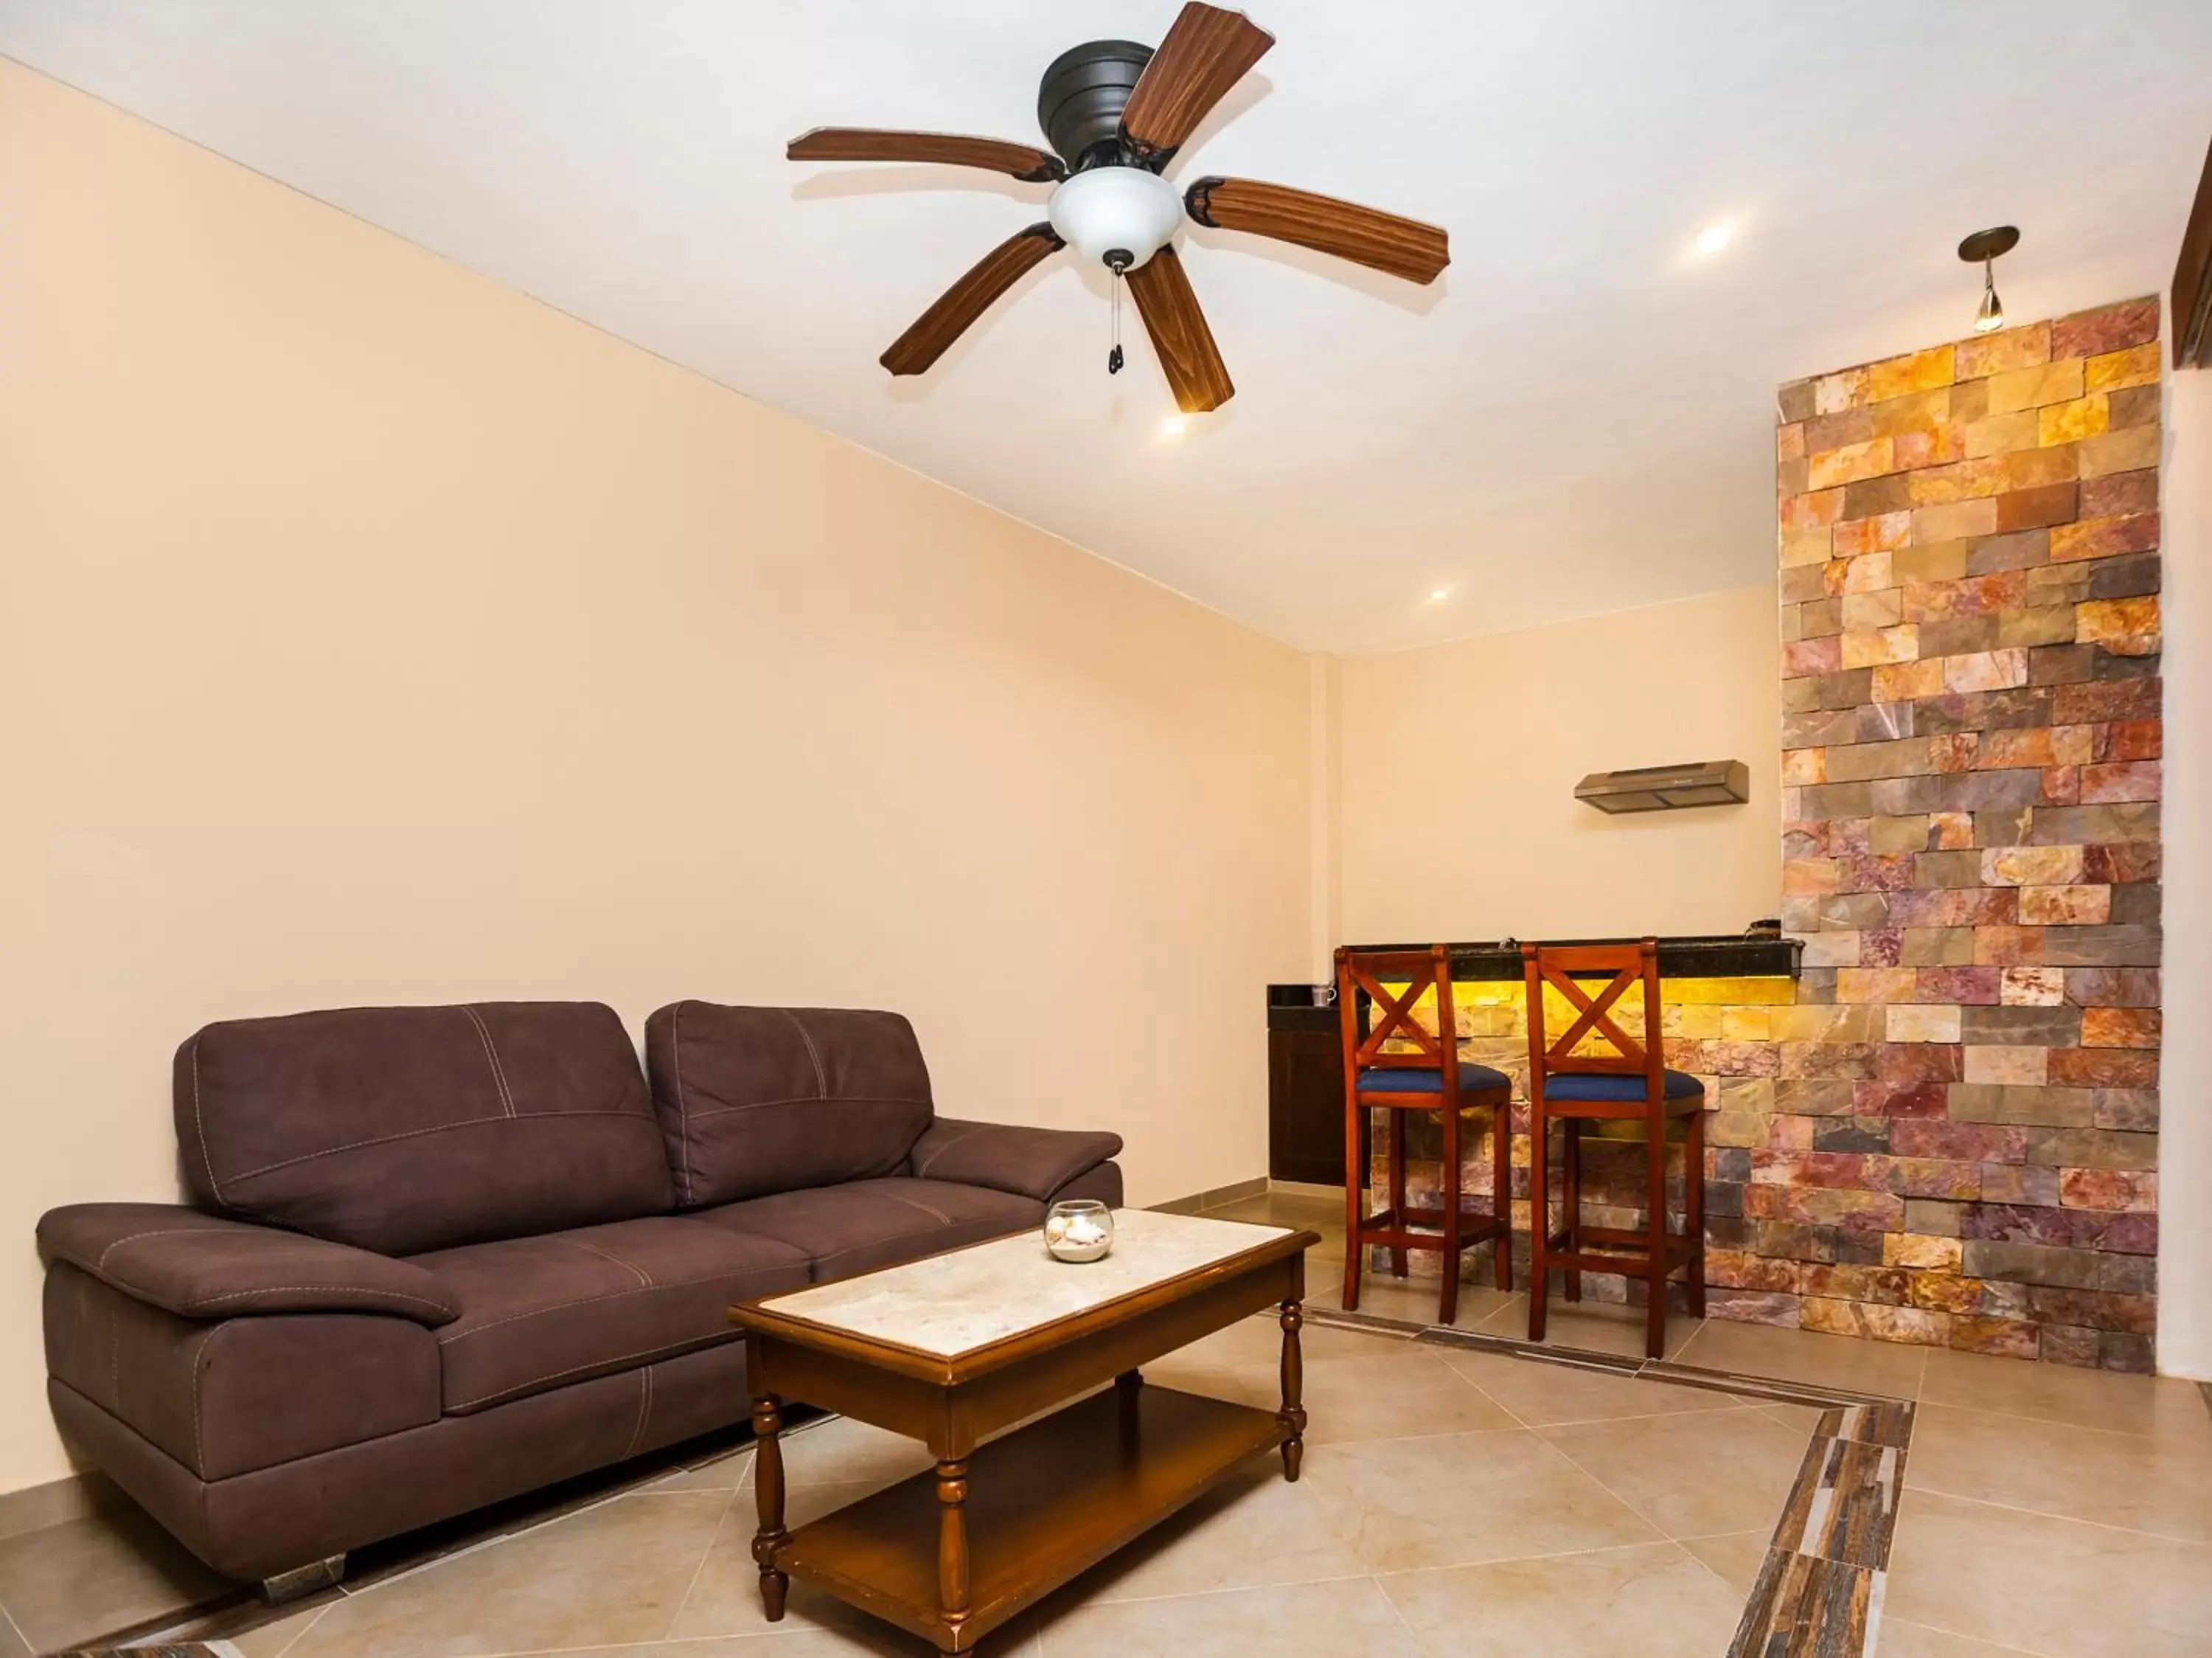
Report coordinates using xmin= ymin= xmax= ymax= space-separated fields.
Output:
xmin=177 ymin=1002 xmax=672 ymax=1255
xmin=644 ymin=1003 xmax=934 ymax=1207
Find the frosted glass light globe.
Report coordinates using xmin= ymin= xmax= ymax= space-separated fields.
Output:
xmin=1047 ymin=167 xmax=1184 ymax=270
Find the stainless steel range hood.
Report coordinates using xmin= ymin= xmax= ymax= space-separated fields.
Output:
xmin=1575 ymin=760 xmax=1750 ymax=814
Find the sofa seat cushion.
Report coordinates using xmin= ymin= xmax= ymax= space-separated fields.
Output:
xmin=694 ymin=1178 xmax=1042 ymax=1284
xmin=411 ymin=1216 xmax=809 ymax=1415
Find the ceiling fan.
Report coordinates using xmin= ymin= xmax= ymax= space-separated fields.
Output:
xmin=786 ymin=2 xmax=1450 ymax=413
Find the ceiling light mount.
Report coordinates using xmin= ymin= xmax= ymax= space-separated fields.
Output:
xmin=1958 ymin=225 xmax=2019 ymax=333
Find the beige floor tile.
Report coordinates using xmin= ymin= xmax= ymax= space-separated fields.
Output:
xmin=1756 ymin=1401 xmax=1832 ymax=1434
xmin=1876 ymin=1618 xmax=2042 ymax=1657
xmin=1295 ymin=1427 xmax=1662 ymax=1572
xmin=1294 ymin=1347 xmax=1520 ymax=1445
xmin=1032 ymin=1574 xmax=1422 ymax=1657
xmin=667 ymin=1481 xmax=907 ymax=1642
xmin=647 ymin=1445 xmax=756 ymax=1492
xmin=1379 ymin=1539 xmax=1745 ymax=1658
xmin=1470 ymin=1294 xmax=1705 ymax=1360
xmin=0 ymin=1606 xmax=31 ymax=1658
xmin=1439 ymin=1347 xmax=1745 ymax=1427
xmin=1158 ymin=1309 xmax=1401 ymax=1370
xmin=1672 ymin=1317 xmax=1929 ymax=1398
xmin=0 ymin=1499 xmax=234 ymax=1651
xmin=1678 ymin=1529 xmax=1773 ymax=1596
xmin=1887 ymin=1488 xmax=2212 ymax=1657
xmin=776 ymin=1414 xmax=938 ymax=1490
xmin=1540 ymin=1407 xmax=1811 ymax=1540
xmin=285 ymin=1489 xmax=731 ymax=1657
xmin=1905 ymin=1404 xmax=2212 ymax=1543
xmin=1316 ymin=1271 xmax=1518 ymax=1329
xmin=227 ymin=1600 xmax=335 ymax=1657
xmin=1068 ymin=1461 xmax=1363 ymax=1603
xmin=1920 ymin=1349 xmax=2212 ymax=1443
xmin=1205 ymin=1192 xmax=1346 ymax=1229
xmin=501 ymin=1631 xmax=974 ymax=1657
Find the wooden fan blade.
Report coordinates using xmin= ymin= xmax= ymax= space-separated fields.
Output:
xmin=787 ymin=127 xmax=1064 ymax=182
xmin=1186 ymin=176 xmax=1449 ymax=284
xmin=880 ymin=223 xmax=1065 ymax=377
xmin=1118 ymin=4 xmax=1274 ymax=162
xmin=1126 ymin=246 xmax=1234 ymax=412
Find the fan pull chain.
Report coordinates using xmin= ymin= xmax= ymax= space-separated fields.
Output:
xmin=1107 ymin=271 xmax=1124 ymax=375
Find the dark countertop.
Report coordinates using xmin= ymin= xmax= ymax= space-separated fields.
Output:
xmin=1267 ymin=931 xmax=1800 ymax=1023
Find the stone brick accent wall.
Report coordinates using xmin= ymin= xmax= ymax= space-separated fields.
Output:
xmin=1367 ymin=299 xmax=2163 ymax=1372
xmin=1767 ymin=297 xmax=2163 ymax=1370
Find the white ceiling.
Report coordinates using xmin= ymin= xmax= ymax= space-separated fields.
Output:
xmin=6 ymin=2 xmax=2210 ymax=653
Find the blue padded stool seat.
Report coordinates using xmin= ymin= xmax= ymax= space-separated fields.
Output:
xmin=1356 ymin=1064 xmax=1512 ymax=1095
xmin=1542 ymin=1068 xmax=1704 ymax=1103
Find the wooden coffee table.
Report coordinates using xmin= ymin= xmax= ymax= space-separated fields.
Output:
xmin=725 ymin=1208 xmax=1319 ymax=1653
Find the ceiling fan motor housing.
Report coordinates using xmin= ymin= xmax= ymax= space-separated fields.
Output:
xmin=1037 ymin=39 xmax=1155 ymax=172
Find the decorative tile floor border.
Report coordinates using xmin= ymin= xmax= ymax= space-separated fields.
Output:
xmin=1304 ymin=1303 xmax=1916 ymax=1658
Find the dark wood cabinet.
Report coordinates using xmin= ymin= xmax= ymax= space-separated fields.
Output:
xmin=1266 ymin=999 xmax=1345 ymax=1187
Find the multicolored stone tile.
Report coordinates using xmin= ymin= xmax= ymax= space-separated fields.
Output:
xmin=1761 ymin=299 xmax=2162 ymax=1373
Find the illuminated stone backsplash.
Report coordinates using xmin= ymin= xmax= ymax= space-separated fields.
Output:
xmin=1368 ymin=299 xmax=2163 ymax=1372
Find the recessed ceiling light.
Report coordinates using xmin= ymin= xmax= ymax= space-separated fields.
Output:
xmin=1693 ymin=223 xmax=1732 ymax=256
xmin=1427 ymin=588 xmax=1450 ymax=603
xmin=1158 ymin=415 xmax=1186 ymax=439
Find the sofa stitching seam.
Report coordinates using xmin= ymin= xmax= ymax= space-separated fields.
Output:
xmin=434 ymin=1271 xmax=762 ymax=1343
xmin=189 ymin=1322 xmax=220 ymax=1477
xmin=91 ymin=1227 xmax=218 ymax=1271
xmin=462 ymin=1005 xmax=518 ymax=1118
xmin=684 ymin=1094 xmax=930 ymax=1123
xmin=670 ymin=1002 xmax=693 ymax=1205
xmin=189 ymin=1036 xmax=220 ymax=1204
xmin=448 ymin=1334 xmax=730 ymax=1411
xmin=780 ymin=1009 xmax=828 ymax=1098
xmin=218 ymin=1111 xmax=641 ymax=1186
xmin=625 ymin=1365 xmax=653 ymax=1458
xmin=907 ymin=1122 xmax=988 ymax=1179
xmin=872 ymin=1188 xmax=957 ymax=1227
xmin=807 ymin=1218 xmax=991 ymax=1271
xmin=563 ymin=1235 xmax=653 ymax=1289
xmin=182 ymin=1284 xmax=453 ymax=1314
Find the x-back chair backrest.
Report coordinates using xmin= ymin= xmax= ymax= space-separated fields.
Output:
xmin=1520 ymin=939 xmax=1666 ymax=1095
xmin=1335 ymin=944 xmax=1460 ymax=1088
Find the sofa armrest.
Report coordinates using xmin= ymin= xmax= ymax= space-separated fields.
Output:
xmin=907 ymin=1119 xmax=1124 ymax=1204
xmin=36 ymin=1202 xmax=458 ymax=1326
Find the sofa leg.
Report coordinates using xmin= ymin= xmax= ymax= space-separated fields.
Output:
xmin=261 ymin=1553 xmax=346 ymax=1604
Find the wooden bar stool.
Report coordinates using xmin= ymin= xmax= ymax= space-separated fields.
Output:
xmin=1335 ymin=945 xmax=1513 ymax=1325
xmin=1523 ymin=939 xmax=1705 ymax=1359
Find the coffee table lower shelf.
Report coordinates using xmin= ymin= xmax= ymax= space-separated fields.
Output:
xmin=776 ymin=1381 xmax=1287 ymax=1651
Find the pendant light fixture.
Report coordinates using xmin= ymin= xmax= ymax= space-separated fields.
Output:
xmin=1958 ymin=226 xmax=2020 ymax=333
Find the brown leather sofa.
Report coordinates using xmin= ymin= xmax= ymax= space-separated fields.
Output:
xmin=37 ymin=999 xmax=1121 ymax=1594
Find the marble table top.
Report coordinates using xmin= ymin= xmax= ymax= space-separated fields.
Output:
xmin=758 ymin=1207 xmax=1295 ymax=1358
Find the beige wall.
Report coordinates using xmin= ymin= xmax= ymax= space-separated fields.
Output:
xmin=2158 ymin=363 xmax=2209 ymax=1378
xmin=0 ymin=63 xmax=1312 ymax=1493
xmin=1335 ymin=586 xmax=1782 ymax=943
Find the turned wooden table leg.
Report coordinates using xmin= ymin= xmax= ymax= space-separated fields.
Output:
xmin=751 ymin=1395 xmax=790 ymax=1620
xmin=1278 ymin=1298 xmax=1307 ymax=1481
xmin=936 ymin=1457 xmax=970 ymax=1632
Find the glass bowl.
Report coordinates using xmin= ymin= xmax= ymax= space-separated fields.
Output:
xmin=1043 ymin=1199 xmax=1114 ymax=1263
